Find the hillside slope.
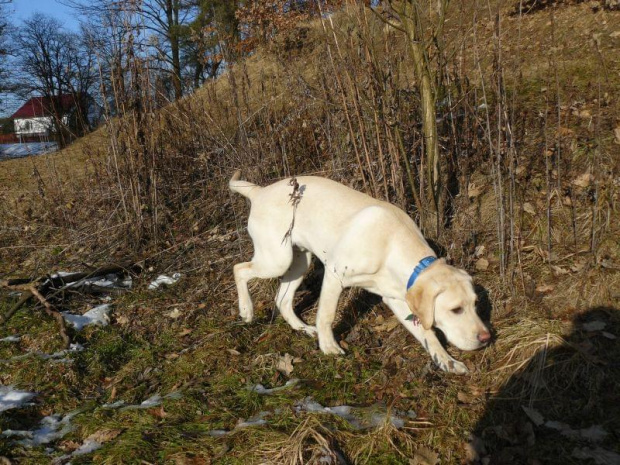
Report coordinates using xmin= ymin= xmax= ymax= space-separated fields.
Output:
xmin=1 ymin=2 xmax=619 ymax=463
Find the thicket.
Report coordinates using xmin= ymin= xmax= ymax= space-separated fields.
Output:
xmin=1 ymin=0 xmax=618 ymax=297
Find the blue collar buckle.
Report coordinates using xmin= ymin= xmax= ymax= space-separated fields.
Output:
xmin=406 ymin=256 xmax=437 ymax=290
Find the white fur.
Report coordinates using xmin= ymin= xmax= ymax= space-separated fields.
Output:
xmin=230 ymin=173 xmax=490 ymax=374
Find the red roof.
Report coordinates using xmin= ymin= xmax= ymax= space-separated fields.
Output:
xmin=10 ymin=95 xmax=76 ymax=119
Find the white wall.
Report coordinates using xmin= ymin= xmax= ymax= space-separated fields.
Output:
xmin=14 ymin=116 xmax=70 ymax=135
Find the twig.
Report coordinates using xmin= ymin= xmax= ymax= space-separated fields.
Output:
xmin=29 ymin=286 xmax=71 ymax=349
xmin=0 ymin=291 xmax=34 ymax=326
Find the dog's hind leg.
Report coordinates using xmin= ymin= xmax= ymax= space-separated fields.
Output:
xmin=233 ymin=240 xmax=294 ymax=323
xmin=316 ymin=272 xmax=345 ymax=355
xmin=275 ymin=248 xmax=317 ymax=337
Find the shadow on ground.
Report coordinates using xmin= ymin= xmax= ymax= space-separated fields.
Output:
xmin=471 ymin=307 xmax=620 ymax=464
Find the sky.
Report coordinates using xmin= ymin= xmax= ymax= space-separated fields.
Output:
xmin=1 ymin=1 xmax=80 ymax=117
xmin=11 ymin=0 xmax=79 ymax=31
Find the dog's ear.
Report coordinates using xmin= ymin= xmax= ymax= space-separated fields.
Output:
xmin=405 ymin=279 xmax=442 ymax=330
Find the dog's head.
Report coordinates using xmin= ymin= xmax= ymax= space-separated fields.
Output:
xmin=405 ymin=259 xmax=490 ymax=351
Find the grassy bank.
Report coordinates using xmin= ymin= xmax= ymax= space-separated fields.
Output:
xmin=1 ymin=1 xmax=619 ymax=463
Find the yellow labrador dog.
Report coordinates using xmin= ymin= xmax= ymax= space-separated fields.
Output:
xmin=230 ymin=171 xmax=490 ymax=374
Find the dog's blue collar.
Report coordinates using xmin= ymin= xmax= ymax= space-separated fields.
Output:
xmin=406 ymin=256 xmax=438 ymax=290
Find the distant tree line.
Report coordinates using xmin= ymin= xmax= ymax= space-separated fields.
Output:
xmin=0 ymin=0 xmax=346 ymax=145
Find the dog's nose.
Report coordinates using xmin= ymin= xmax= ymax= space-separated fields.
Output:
xmin=477 ymin=331 xmax=491 ymax=344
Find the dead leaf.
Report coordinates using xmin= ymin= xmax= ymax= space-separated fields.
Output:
xmin=178 ymin=328 xmax=192 ymax=336
xmin=573 ymin=173 xmax=595 ymax=188
xmin=468 ymin=183 xmax=483 ymax=198
xmin=227 ymin=349 xmax=241 ymax=356
xmin=523 ymin=202 xmax=536 ymax=215
xmin=172 ymin=455 xmax=209 ymax=465
xmin=474 ymin=245 xmax=485 ymax=258
xmin=276 ymin=353 xmax=294 ymax=377
xmin=463 ymin=434 xmax=486 ymax=462
xmin=149 ymin=406 xmax=167 ymax=419
xmin=578 ymin=109 xmax=591 ymax=119
xmin=165 ymin=308 xmax=182 ymax=319
xmin=535 ymin=284 xmax=554 ymax=294
xmin=475 ymin=258 xmax=489 ymax=271
xmin=602 ymin=332 xmax=616 ymax=340
xmin=557 ymin=126 xmax=574 ymax=137
xmin=614 ymin=127 xmax=620 ymax=145
xmin=373 ymin=316 xmax=400 ymax=333
xmin=570 ymin=261 xmax=586 ymax=273
xmin=551 ymin=265 xmax=569 ymax=276
xmin=410 ymin=446 xmax=440 ymax=465
xmin=116 ymin=315 xmax=129 ymax=326
xmin=84 ymin=429 xmax=122 ymax=444
xmin=457 ymin=391 xmax=474 ymax=404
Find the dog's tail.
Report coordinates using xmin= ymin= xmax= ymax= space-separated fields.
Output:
xmin=229 ymin=170 xmax=260 ymax=200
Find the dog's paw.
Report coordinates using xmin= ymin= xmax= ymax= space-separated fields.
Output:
xmin=319 ymin=340 xmax=346 ymax=355
xmin=298 ymin=325 xmax=317 ymax=337
xmin=441 ymin=359 xmax=469 ymax=375
xmin=239 ymin=304 xmax=254 ymax=323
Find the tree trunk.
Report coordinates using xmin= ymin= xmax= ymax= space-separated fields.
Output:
xmin=167 ymin=0 xmax=182 ymax=99
xmin=399 ymin=0 xmax=441 ymax=235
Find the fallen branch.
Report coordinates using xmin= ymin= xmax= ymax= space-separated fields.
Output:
xmin=29 ymin=286 xmax=71 ymax=349
xmin=0 ymin=291 xmax=33 ymax=326
xmin=0 ymin=261 xmax=141 ymax=330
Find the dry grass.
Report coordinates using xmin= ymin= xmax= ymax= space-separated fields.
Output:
xmin=1 ymin=1 xmax=619 ymax=463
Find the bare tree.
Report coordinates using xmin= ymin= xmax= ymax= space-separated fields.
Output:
xmin=0 ymin=0 xmax=14 ymax=102
xmin=377 ymin=0 xmax=449 ymax=235
xmin=13 ymin=14 xmax=98 ymax=145
xmin=65 ymin=0 xmax=198 ymax=101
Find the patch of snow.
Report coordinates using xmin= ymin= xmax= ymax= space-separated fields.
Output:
xmin=0 ymin=344 xmax=84 ymax=364
xmin=101 ymin=400 xmax=125 ymax=409
xmin=122 ymin=394 xmax=162 ymax=410
xmin=295 ymin=397 xmax=409 ymax=430
xmin=66 ymin=273 xmax=132 ymax=291
xmin=208 ymin=429 xmax=229 ymax=437
xmin=572 ymin=447 xmax=620 ymax=465
xmin=62 ymin=304 xmax=111 ymax=330
xmin=0 ymin=142 xmax=58 ymax=161
xmin=237 ymin=411 xmax=270 ymax=429
xmin=117 ymin=391 xmax=181 ymax=410
xmin=250 ymin=378 xmax=299 ymax=394
xmin=0 ymin=335 xmax=21 ymax=343
xmin=51 ymin=271 xmax=75 ymax=278
xmin=72 ymin=438 xmax=103 ymax=455
xmin=0 ymin=385 xmax=36 ymax=412
xmin=209 ymin=412 xmax=270 ymax=436
xmin=545 ymin=421 xmax=608 ymax=442
xmin=2 ymin=410 xmax=79 ymax=447
xmin=583 ymin=321 xmax=607 ymax=332
xmin=148 ymin=273 xmax=181 ymax=290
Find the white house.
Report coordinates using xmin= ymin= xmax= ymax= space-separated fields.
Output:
xmin=11 ymin=95 xmax=75 ymax=141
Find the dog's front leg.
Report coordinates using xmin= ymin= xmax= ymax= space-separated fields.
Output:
xmin=383 ymin=297 xmax=469 ymax=374
xmin=316 ymin=273 xmax=345 ymax=355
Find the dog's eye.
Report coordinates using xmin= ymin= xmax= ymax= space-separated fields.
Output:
xmin=451 ymin=307 xmax=464 ymax=315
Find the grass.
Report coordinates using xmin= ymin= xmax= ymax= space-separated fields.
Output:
xmin=1 ymin=1 xmax=619 ymax=463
